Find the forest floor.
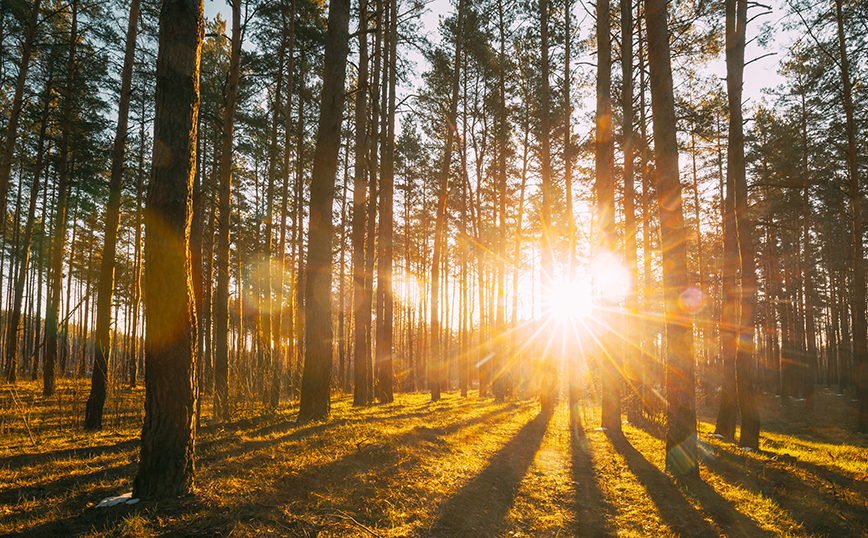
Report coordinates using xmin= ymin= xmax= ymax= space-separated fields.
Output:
xmin=1 ymin=380 xmax=867 ymax=537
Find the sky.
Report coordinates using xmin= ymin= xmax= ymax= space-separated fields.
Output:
xmin=203 ymin=0 xmax=791 ymax=115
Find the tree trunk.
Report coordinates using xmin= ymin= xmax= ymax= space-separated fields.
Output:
xmin=621 ymin=0 xmax=640 ymax=425
xmin=834 ymin=0 xmax=868 ymax=433
xmin=430 ymin=0 xmax=465 ymax=403
xmin=297 ymin=0 xmax=351 ymax=421
xmin=727 ymin=0 xmax=760 ymax=449
xmin=0 ymin=0 xmax=42 ymax=249
xmin=352 ymin=0 xmax=370 ymax=407
xmin=44 ymin=0 xmax=78 ymax=397
xmin=596 ymin=0 xmax=621 ymax=432
xmin=273 ymin=0 xmax=297 ymax=408
xmin=213 ymin=0 xmax=242 ymax=421
xmin=85 ymin=0 xmax=141 ymax=430
xmin=4 ymin=71 xmax=52 ymax=384
xmin=374 ymin=0 xmax=396 ymax=403
xmin=132 ymin=0 xmax=202 ymax=500
xmin=645 ymin=0 xmax=699 ymax=479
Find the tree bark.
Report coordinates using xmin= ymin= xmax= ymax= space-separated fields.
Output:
xmin=597 ymin=0 xmax=621 ymax=432
xmin=85 ymin=0 xmax=141 ymax=430
xmin=645 ymin=0 xmax=699 ymax=479
xmin=374 ymin=0 xmax=397 ymax=403
xmin=297 ymin=0 xmax=351 ymax=421
xmin=727 ymin=0 xmax=760 ymax=449
xmin=834 ymin=0 xmax=868 ymax=432
xmin=430 ymin=0 xmax=465 ymax=403
xmin=44 ymin=0 xmax=78 ymax=397
xmin=132 ymin=0 xmax=202 ymax=500
xmin=352 ymin=0 xmax=370 ymax=407
xmin=213 ymin=0 xmax=242 ymax=421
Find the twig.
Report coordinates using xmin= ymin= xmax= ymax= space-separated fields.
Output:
xmin=329 ymin=512 xmax=383 ymax=538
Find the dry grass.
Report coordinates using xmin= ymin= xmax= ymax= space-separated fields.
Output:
xmin=1 ymin=379 xmax=866 ymax=537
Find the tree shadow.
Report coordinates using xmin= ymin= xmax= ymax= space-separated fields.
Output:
xmin=422 ymin=412 xmax=551 ymax=537
xmin=200 ymin=402 xmax=519 ymax=466
xmin=607 ymin=433 xmax=761 ymax=538
xmin=569 ymin=418 xmax=617 ymax=537
xmin=704 ymin=446 xmax=868 ymax=538
xmin=0 ymin=438 xmax=139 ymax=471
xmin=0 ymin=462 xmax=137 ymax=531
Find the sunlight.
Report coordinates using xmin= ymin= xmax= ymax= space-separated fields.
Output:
xmin=589 ymin=253 xmax=631 ymax=305
xmin=546 ymin=278 xmax=594 ymax=321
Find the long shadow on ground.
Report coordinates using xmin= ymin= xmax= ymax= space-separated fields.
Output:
xmin=704 ymin=444 xmax=868 ymax=537
xmin=421 ymin=412 xmax=551 ymax=538
xmin=570 ymin=418 xmax=617 ymax=537
xmin=608 ymin=433 xmax=773 ymax=538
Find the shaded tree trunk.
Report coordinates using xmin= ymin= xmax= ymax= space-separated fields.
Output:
xmin=213 ymin=0 xmax=242 ymax=421
xmin=85 ymin=0 xmax=141 ymax=430
xmin=645 ymin=0 xmax=699 ymax=479
xmin=430 ymin=0 xmax=465 ymax=403
xmin=352 ymin=0 xmax=370 ymax=407
xmin=44 ymin=0 xmax=78 ymax=397
xmin=597 ymin=0 xmax=621 ymax=432
xmin=834 ymin=0 xmax=868 ymax=432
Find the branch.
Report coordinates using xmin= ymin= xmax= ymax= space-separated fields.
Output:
xmin=744 ymin=51 xmax=777 ymax=67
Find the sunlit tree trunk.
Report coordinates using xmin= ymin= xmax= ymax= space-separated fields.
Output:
xmin=352 ymin=0 xmax=370 ymax=407
xmin=297 ymin=0 xmax=351 ymax=421
xmin=622 ymin=0 xmax=638 ymax=425
xmin=132 ymin=0 xmax=202 ymax=499
xmin=727 ymin=0 xmax=760 ymax=449
xmin=273 ymin=0 xmax=297 ymax=407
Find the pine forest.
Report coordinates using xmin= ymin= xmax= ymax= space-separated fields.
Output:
xmin=0 ymin=0 xmax=867 ymax=535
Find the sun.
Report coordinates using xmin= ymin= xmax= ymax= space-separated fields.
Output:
xmin=545 ymin=278 xmax=594 ymax=321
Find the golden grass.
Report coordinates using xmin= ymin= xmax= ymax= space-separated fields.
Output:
xmin=1 ymin=380 xmax=866 ymax=537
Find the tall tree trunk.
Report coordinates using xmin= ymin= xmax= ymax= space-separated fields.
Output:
xmin=263 ymin=38 xmax=286 ymax=408
xmin=4 ymin=71 xmax=52 ymax=383
xmin=272 ymin=0 xmax=296 ymax=408
xmin=835 ymin=0 xmax=868 ymax=432
xmin=44 ymin=0 xmax=78 ymax=397
xmin=621 ymin=0 xmax=639 ymax=425
xmin=374 ymin=0 xmax=396 ymax=403
xmin=597 ymin=0 xmax=621 ymax=432
xmin=352 ymin=0 xmax=370 ymax=407
xmin=645 ymin=0 xmax=699 ymax=479
xmin=132 ymin=0 xmax=202 ymax=500
xmin=430 ymin=0 xmax=465 ymax=403
xmin=494 ymin=0 xmax=509 ymax=401
xmin=213 ymin=0 xmax=242 ymax=421
xmin=297 ymin=0 xmax=351 ymax=421
xmin=727 ymin=0 xmax=760 ymax=449
xmin=85 ymin=0 xmax=141 ymax=430
xmin=130 ymin=95 xmax=147 ymax=387
xmin=539 ymin=0 xmax=556 ymax=416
